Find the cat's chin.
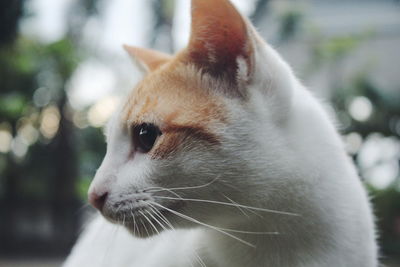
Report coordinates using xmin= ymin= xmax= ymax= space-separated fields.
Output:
xmin=101 ymin=200 xmax=187 ymax=238
xmin=125 ymin=223 xmax=162 ymax=239
xmin=100 ymin=214 xmax=165 ymax=239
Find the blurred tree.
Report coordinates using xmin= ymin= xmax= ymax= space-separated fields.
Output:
xmin=0 ymin=0 xmax=105 ymax=257
xmin=371 ymin=187 xmax=400 ymax=257
xmin=0 ymin=0 xmax=24 ymax=45
xmin=0 ymin=38 xmax=80 ymax=256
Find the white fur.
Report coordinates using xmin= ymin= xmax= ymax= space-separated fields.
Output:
xmin=64 ymin=15 xmax=377 ymax=267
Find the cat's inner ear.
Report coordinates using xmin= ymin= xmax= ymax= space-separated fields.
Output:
xmin=185 ymin=0 xmax=254 ymax=91
xmin=123 ymin=45 xmax=172 ymax=72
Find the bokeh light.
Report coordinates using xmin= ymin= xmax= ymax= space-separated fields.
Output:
xmin=39 ymin=105 xmax=60 ymax=139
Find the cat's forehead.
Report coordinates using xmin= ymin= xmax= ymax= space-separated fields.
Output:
xmin=121 ymin=62 xmax=228 ymax=130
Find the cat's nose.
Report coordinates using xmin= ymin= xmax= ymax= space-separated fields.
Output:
xmin=88 ymin=191 xmax=108 ymax=211
xmin=87 ymin=172 xmax=116 ymax=211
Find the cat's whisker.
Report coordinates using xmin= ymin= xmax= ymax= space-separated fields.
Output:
xmin=128 ymin=203 xmax=138 ymax=236
xmin=194 ymin=252 xmax=207 ymax=267
xmin=140 ymin=210 xmax=159 ymax=235
xmin=149 ymin=201 xmax=256 ymax=248
xmin=152 ymin=195 xmax=299 ymax=217
xmin=145 ymin=175 xmax=221 ymax=193
xmin=146 ymin=209 xmax=163 ymax=234
xmin=146 ymin=186 xmax=184 ymax=200
xmin=115 ymin=205 xmax=123 ymax=214
xmin=221 ymin=194 xmax=263 ymax=219
xmin=151 ymin=200 xmax=278 ymax=235
xmin=142 ymin=211 xmax=156 ymax=236
xmin=218 ymin=229 xmax=280 ymax=235
xmin=221 ymin=194 xmax=250 ymax=218
xmin=134 ymin=215 xmax=141 ymax=236
xmin=148 ymin=204 xmax=175 ymax=230
xmin=140 ymin=217 xmax=151 ymax=236
xmin=147 ymin=206 xmax=206 ymax=267
xmin=146 ymin=207 xmax=168 ymax=232
xmin=131 ymin=211 xmax=137 ymax=236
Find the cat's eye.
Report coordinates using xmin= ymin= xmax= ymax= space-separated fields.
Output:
xmin=132 ymin=123 xmax=162 ymax=153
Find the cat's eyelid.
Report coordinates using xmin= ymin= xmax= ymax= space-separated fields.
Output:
xmin=128 ymin=121 xmax=162 ymax=132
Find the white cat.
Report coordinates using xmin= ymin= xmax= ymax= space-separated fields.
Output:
xmin=63 ymin=0 xmax=378 ymax=266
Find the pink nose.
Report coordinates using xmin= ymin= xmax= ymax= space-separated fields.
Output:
xmin=88 ymin=191 xmax=108 ymax=211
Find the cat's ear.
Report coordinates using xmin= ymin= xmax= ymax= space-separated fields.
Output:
xmin=123 ymin=45 xmax=172 ymax=72
xmin=185 ymin=0 xmax=254 ymax=93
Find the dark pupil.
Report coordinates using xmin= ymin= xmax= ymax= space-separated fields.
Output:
xmin=135 ymin=123 xmax=160 ymax=153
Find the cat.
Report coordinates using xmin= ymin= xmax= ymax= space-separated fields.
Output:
xmin=63 ymin=0 xmax=378 ymax=266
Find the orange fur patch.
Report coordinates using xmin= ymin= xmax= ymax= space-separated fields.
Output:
xmin=122 ymin=57 xmax=228 ymax=159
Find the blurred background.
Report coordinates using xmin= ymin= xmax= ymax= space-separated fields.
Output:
xmin=0 ymin=0 xmax=399 ymax=266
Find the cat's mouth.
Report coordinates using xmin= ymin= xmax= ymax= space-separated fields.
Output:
xmin=102 ymin=196 xmax=185 ymax=238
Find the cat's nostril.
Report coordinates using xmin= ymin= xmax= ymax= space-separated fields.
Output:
xmin=89 ymin=191 xmax=108 ymax=211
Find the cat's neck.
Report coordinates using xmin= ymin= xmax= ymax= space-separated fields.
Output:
xmin=192 ymin=87 xmax=369 ymax=267
xmin=196 ymin=212 xmax=325 ymax=267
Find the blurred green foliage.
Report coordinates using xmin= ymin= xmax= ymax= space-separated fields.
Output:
xmin=370 ymin=186 xmax=400 ymax=255
xmin=0 ymin=0 xmax=106 ymax=255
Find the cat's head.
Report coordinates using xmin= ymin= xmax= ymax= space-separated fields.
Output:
xmin=88 ymin=0 xmax=296 ymax=237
